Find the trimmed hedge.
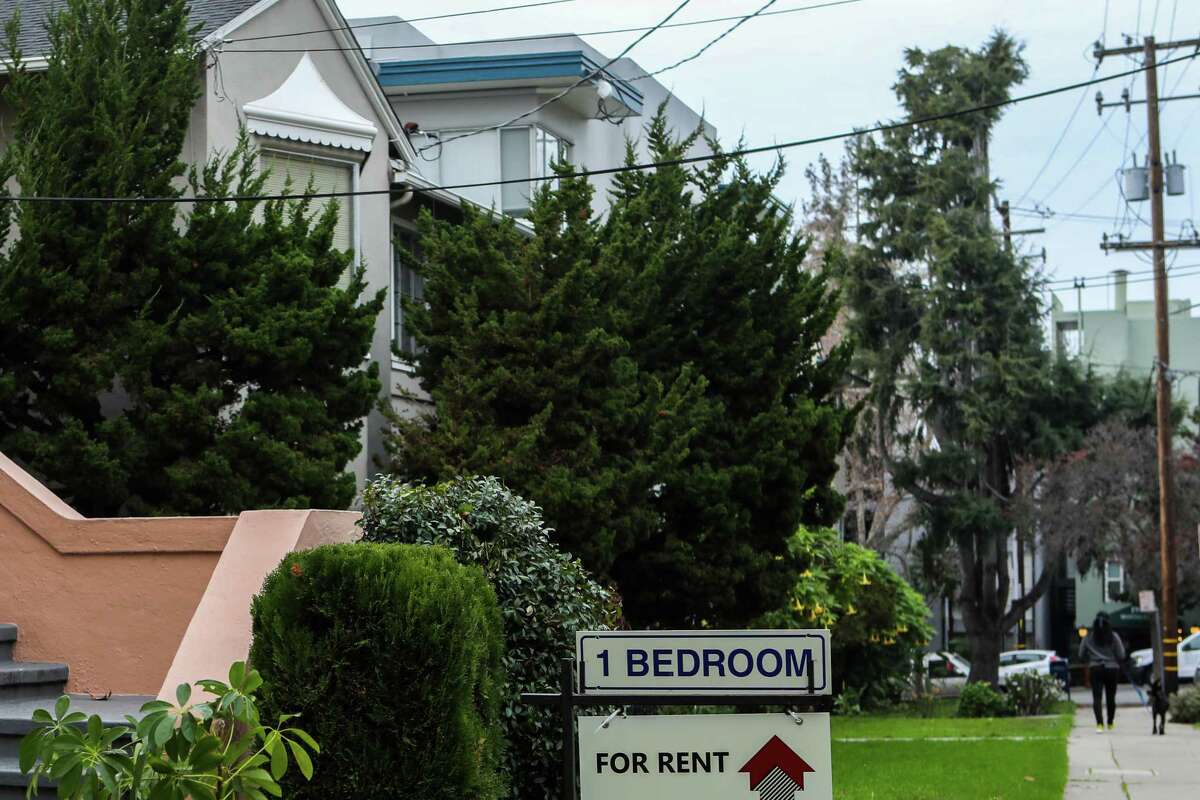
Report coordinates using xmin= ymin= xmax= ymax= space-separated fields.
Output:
xmin=249 ymin=543 xmax=507 ymax=800
xmin=360 ymin=475 xmax=621 ymax=800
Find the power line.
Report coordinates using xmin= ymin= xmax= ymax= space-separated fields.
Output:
xmin=4 ymin=48 xmax=1199 ymax=205
xmin=1031 ymin=107 xmax=1116 ymax=206
xmin=1013 ymin=206 xmax=1190 ymax=228
xmin=221 ymin=1 xmax=863 ymax=55
xmin=222 ymin=0 xmax=577 ymax=44
xmin=1043 ymin=262 xmax=1200 ymax=289
xmin=417 ymin=0 xmax=695 ymax=153
xmin=1012 ymin=74 xmax=1094 ymax=207
xmin=1014 ymin=2 xmax=1110 ymax=207
xmin=623 ymin=0 xmax=780 ymax=81
xmin=1157 ymin=0 xmax=1179 ymax=90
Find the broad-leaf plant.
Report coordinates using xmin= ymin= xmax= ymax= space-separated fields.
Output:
xmin=19 ymin=661 xmax=316 ymax=800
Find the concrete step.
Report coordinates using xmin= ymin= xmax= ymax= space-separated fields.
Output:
xmin=0 ymin=757 xmax=51 ymax=798
xmin=0 ymin=663 xmax=67 ymax=702
xmin=0 ymin=694 xmax=150 ymax=796
xmin=0 ymin=694 xmax=148 ymax=760
xmin=0 ymin=626 xmax=14 ymax=663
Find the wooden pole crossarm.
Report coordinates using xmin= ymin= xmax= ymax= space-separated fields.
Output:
xmin=1100 ymin=239 xmax=1200 ymax=251
xmin=1099 ymin=92 xmax=1200 ymax=110
xmin=1095 ymin=37 xmax=1200 ymax=60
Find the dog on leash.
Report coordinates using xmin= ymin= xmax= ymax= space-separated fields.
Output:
xmin=1149 ymin=677 xmax=1169 ymax=735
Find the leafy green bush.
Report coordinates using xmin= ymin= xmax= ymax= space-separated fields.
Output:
xmin=360 ymin=475 xmax=621 ymax=800
xmin=20 ymin=662 xmax=315 ymax=800
xmin=250 ymin=543 xmax=506 ymax=800
xmin=1168 ymin=686 xmax=1200 ymax=723
xmin=758 ymin=526 xmax=933 ymax=709
xmin=957 ymin=682 xmax=1015 ymax=718
xmin=1004 ymin=672 xmax=1062 ymax=716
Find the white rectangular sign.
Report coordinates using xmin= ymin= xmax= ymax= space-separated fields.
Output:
xmin=579 ymin=713 xmax=833 ymax=800
xmin=1139 ymin=590 xmax=1157 ymax=613
xmin=576 ymin=630 xmax=830 ymax=695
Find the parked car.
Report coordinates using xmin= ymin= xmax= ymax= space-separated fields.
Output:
xmin=1131 ymin=630 xmax=1200 ymax=685
xmin=998 ymin=649 xmax=1069 ymax=688
xmin=921 ymin=651 xmax=971 ymax=697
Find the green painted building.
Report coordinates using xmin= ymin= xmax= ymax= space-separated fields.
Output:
xmin=1050 ymin=269 xmax=1200 ymax=406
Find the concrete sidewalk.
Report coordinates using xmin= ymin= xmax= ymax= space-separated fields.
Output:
xmin=1069 ymin=685 xmax=1149 ymax=709
xmin=1066 ymin=705 xmax=1200 ymax=798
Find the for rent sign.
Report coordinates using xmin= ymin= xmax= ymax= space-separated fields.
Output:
xmin=576 ymin=630 xmax=831 ymax=695
xmin=578 ymin=713 xmax=833 ymax=800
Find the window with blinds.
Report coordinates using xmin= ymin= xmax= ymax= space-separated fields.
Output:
xmin=260 ymin=151 xmax=355 ymax=253
xmin=393 ymin=226 xmax=425 ymax=357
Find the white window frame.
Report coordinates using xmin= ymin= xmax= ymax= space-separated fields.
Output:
xmin=259 ymin=145 xmax=362 ymax=260
xmin=391 ymin=220 xmax=423 ymax=372
xmin=1103 ymin=561 xmax=1124 ymax=603
xmin=429 ymin=124 xmax=572 ymax=218
xmin=532 ymin=125 xmax=571 ymax=181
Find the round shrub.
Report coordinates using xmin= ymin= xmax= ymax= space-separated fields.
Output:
xmin=360 ymin=475 xmax=621 ymax=800
xmin=250 ymin=543 xmax=506 ymax=800
xmin=957 ymin=681 xmax=1015 ymax=718
xmin=1169 ymin=686 xmax=1200 ymax=724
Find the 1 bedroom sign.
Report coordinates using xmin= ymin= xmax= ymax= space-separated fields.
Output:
xmin=578 ymin=713 xmax=833 ymax=800
xmin=576 ymin=630 xmax=830 ymax=695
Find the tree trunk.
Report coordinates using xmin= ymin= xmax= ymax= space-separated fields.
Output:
xmin=956 ymin=522 xmax=1009 ymax=687
xmin=966 ymin=626 xmax=1002 ymax=686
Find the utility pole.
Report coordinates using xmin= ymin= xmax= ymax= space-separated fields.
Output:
xmin=1143 ymin=38 xmax=1180 ymax=695
xmin=998 ymin=200 xmax=1026 ymax=648
xmin=996 ymin=198 xmax=1048 ymax=649
xmin=1096 ymin=35 xmax=1197 ymax=691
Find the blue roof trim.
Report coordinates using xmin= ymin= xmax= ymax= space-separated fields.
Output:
xmin=377 ymin=50 xmax=643 ymax=114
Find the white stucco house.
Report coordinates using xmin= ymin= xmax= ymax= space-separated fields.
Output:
xmin=0 ymin=0 xmax=482 ymax=487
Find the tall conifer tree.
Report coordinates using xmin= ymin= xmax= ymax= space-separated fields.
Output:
xmin=843 ymin=33 xmax=1095 ymax=683
xmin=0 ymin=0 xmax=199 ymax=512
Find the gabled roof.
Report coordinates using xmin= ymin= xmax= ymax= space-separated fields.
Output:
xmin=0 ymin=0 xmax=260 ymax=57
xmin=0 ymin=0 xmax=420 ymax=166
xmin=375 ymin=50 xmax=643 ymax=116
xmin=245 ymin=52 xmax=377 ymax=152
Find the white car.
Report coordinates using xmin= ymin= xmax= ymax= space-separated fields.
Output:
xmin=1131 ymin=630 xmax=1200 ymax=684
xmin=921 ymin=651 xmax=972 ymax=697
xmin=998 ymin=649 xmax=1069 ymax=687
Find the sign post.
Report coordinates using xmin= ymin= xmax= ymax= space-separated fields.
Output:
xmin=520 ymin=630 xmax=833 ymax=800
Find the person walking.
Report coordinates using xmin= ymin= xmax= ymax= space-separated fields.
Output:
xmin=1079 ymin=612 xmax=1126 ymax=733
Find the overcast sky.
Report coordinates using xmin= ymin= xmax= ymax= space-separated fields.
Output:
xmin=340 ymin=0 xmax=1200 ymax=321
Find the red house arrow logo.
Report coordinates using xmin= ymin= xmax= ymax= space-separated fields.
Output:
xmin=739 ymin=735 xmax=816 ymax=797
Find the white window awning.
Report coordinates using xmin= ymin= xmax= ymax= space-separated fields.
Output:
xmin=244 ymin=53 xmax=377 ymax=153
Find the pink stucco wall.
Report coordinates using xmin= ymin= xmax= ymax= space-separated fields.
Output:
xmin=0 ymin=452 xmax=359 ymax=696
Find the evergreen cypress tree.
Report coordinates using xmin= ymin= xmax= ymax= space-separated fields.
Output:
xmin=0 ymin=0 xmax=198 ymax=513
xmin=604 ymin=119 xmax=853 ymax=624
xmin=120 ymin=140 xmax=384 ymax=514
xmin=843 ymin=33 xmax=1095 ymax=683
xmin=390 ymin=112 xmax=852 ymax=626
xmin=0 ymin=2 xmax=381 ymax=515
xmin=391 ymin=170 xmax=710 ymax=582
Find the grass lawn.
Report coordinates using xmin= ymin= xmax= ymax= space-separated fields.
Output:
xmin=831 ymin=703 xmax=1073 ymax=800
